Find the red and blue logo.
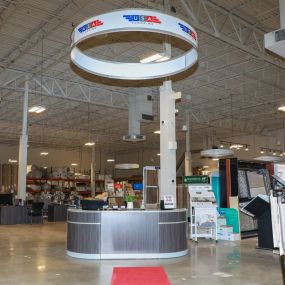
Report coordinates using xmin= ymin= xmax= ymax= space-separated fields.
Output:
xmin=123 ymin=15 xmax=161 ymax=24
xmin=178 ymin=23 xmax=197 ymax=41
xmin=78 ymin=19 xmax=103 ymax=33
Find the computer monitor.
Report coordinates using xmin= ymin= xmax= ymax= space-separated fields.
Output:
xmin=0 ymin=193 xmax=13 ymax=206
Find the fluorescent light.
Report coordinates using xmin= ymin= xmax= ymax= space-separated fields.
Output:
xmin=40 ymin=152 xmax=48 ymax=156
xmin=230 ymin=144 xmax=243 ymax=149
xmin=140 ymin=53 xmax=170 ymax=63
xmin=71 ymin=163 xmax=78 ymax=166
xmin=107 ymin=159 xmax=115 ymax=162
xmin=8 ymin=159 xmax=17 ymax=163
xmin=29 ymin=106 xmax=46 ymax=114
xmin=278 ymin=106 xmax=285 ymax=112
xmin=154 ymin=130 xmax=160 ymax=134
xmin=212 ymin=158 xmax=219 ymax=161
xmin=157 ymin=153 xmax=160 ymax=156
xmin=84 ymin=142 xmax=95 ymax=146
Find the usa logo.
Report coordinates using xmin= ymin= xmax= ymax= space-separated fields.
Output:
xmin=123 ymin=15 xmax=161 ymax=24
xmin=78 ymin=19 xmax=103 ymax=33
xmin=178 ymin=23 xmax=197 ymax=40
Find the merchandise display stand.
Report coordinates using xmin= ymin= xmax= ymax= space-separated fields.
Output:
xmin=271 ymin=176 xmax=285 ymax=284
xmin=143 ymin=166 xmax=160 ymax=207
xmin=188 ymin=184 xmax=218 ymax=242
xmin=242 ymin=194 xmax=273 ymax=250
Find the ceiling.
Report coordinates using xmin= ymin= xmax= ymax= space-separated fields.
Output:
xmin=0 ymin=0 xmax=284 ymax=156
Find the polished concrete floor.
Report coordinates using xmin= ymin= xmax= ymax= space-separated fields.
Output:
xmin=0 ymin=222 xmax=282 ymax=285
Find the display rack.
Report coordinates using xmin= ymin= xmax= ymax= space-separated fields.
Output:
xmin=143 ymin=166 xmax=160 ymax=206
xmin=26 ymin=177 xmax=100 ymax=196
xmin=271 ymin=175 xmax=285 ymax=284
xmin=189 ymin=184 xmax=218 ymax=242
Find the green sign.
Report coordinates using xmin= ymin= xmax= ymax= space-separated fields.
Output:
xmin=183 ymin=175 xmax=209 ymax=184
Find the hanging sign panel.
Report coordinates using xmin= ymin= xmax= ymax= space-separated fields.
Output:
xmin=183 ymin=175 xmax=209 ymax=184
xmin=70 ymin=9 xmax=198 ymax=80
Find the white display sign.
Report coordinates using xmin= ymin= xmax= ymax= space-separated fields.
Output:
xmin=70 ymin=9 xmax=198 ymax=80
xmin=164 ymin=195 xmax=175 ymax=209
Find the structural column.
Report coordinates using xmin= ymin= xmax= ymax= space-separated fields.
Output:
xmin=17 ymin=75 xmax=29 ymax=201
xmin=280 ymin=0 xmax=285 ymax=28
xmin=185 ymin=110 xmax=192 ymax=176
xmin=91 ymin=144 xmax=96 ymax=197
xmin=159 ymin=80 xmax=178 ymax=201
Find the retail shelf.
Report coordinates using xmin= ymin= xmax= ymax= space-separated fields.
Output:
xmin=26 ymin=177 xmax=91 ymax=183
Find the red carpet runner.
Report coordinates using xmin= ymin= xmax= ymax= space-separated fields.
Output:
xmin=111 ymin=267 xmax=171 ymax=285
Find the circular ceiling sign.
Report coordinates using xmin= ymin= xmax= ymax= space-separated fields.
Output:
xmin=70 ymin=9 xmax=198 ymax=80
xmin=200 ymin=149 xmax=234 ymax=158
xmin=115 ymin=163 xmax=140 ymax=169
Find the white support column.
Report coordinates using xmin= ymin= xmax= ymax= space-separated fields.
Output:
xmin=18 ymin=75 xmax=29 ymax=201
xmin=91 ymin=144 xmax=96 ymax=197
xmin=159 ymin=80 xmax=178 ymax=202
xmin=280 ymin=0 xmax=285 ymax=28
xmin=185 ymin=110 xmax=192 ymax=176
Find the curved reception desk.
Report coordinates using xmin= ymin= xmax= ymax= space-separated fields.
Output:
xmin=67 ymin=208 xmax=188 ymax=259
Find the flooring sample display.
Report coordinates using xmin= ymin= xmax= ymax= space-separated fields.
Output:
xmin=111 ymin=267 xmax=171 ymax=285
xmin=238 ymin=170 xmax=250 ymax=199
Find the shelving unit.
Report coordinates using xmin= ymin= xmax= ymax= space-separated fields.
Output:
xmin=26 ymin=177 xmax=103 ymax=196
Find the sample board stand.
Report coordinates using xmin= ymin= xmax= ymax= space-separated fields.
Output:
xmin=242 ymin=194 xmax=273 ymax=250
xmin=189 ymin=184 xmax=218 ymax=242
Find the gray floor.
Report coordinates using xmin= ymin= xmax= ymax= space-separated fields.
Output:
xmin=0 ymin=222 xmax=282 ymax=285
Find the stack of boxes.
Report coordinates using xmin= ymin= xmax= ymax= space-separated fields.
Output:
xmin=217 ymin=216 xmax=240 ymax=241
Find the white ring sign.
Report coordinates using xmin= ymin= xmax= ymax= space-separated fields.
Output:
xmin=71 ymin=9 xmax=198 ymax=80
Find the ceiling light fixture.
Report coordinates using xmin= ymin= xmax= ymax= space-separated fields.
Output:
xmin=154 ymin=130 xmax=160 ymax=134
xmin=230 ymin=144 xmax=243 ymax=149
xmin=220 ymin=144 xmax=224 ymax=148
xmin=212 ymin=158 xmax=219 ymax=161
xmin=84 ymin=142 xmax=95 ymax=146
xmin=157 ymin=153 xmax=160 ymax=156
xmin=40 ymin=152 xmax=48 ymax=156
xmin=140 ymin=53 xmax=170 ymax=63
xmin=278 ymin=106 xmax=285 ymax=112
xmin=71 ymin=163 xmax=78 ymax=166
xmin=8 ymin=159 xmax=17 ymax=163
xmin=28 ymin=106 xmax=46 ymax=114
xmin=107 ymin=159 xmax=115 ymax=162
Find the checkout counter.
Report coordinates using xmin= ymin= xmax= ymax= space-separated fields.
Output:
xmin=67 ymin=208 xmax=188 ymax=259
